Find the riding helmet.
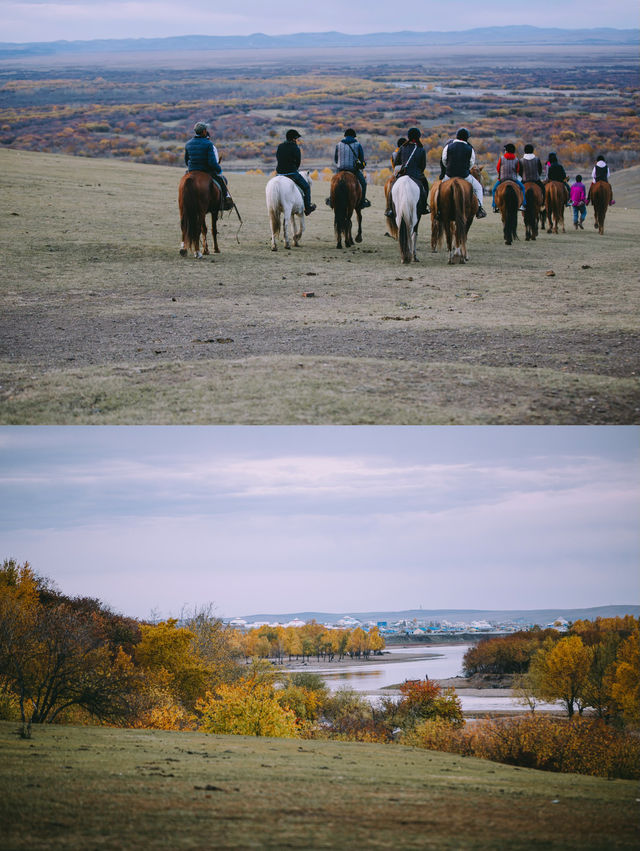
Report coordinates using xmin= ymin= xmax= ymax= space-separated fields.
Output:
xmin=407 ymin=127 xmax=421 ymax=141
xmin=456 ymin=128 xmax=469 ymax=140
xmin=286 ymin=129 xmax=301 ymax=141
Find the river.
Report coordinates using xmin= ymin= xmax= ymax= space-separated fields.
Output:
xmin=287 ymin=644 xmax=558 ymax=713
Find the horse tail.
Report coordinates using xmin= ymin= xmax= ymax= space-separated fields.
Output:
xmin=452 ymin=180 xmax=467 ymax=249
xmin=503 ymin=184 xmax=519 ymax=244
xmin=398 ymin=216 xmax=413 ymax=263
xmin=181 ymin=174 xmax=203 ymax=252
xmin=431 ymin=185 xmax=444 ymax=250
xmin=333 ymin=177 xmax=349 ymax=243
xmin=524 ymin=186 xmax=538 ymax=238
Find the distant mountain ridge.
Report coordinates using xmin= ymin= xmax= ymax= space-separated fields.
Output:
xmin=231 ymin=604 xmax=640 ymax=626
xmin=0 ymin=27 xmax=637 ymax=57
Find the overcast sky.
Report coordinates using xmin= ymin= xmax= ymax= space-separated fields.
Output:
xmin=0 ymin=426 xmax=637 ymax=620
xmin=0 ymin=0 xmax=637 ymax=43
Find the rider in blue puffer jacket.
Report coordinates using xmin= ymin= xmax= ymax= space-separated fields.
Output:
xmin=185 ymin=122 xmax=233 ymax=209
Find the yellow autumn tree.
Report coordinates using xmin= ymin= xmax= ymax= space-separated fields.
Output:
xmin=611 ymin=631 xmax=640 ymax=725
xmin=196 ymin=679 xmax=299 ymax=738
xmin=529 ymin=635 xmax=592 ymax=717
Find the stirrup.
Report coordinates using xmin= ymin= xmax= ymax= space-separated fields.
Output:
xmin=361 ymin=198 xmax=371 ymax=208
xmin=384 ymin=209 xmax=395 ymax=218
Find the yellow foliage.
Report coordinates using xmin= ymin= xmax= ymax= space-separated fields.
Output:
xmin=196 ymin=681 xmax=299 ymax=738
xmin=611 ymin=631 xmax=640 ymax=724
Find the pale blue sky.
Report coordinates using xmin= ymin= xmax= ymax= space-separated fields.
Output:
xmin=0 ymin=426 xmax=637 ymax=619
xmin=0 ymin=0 xmax=636 ymax=43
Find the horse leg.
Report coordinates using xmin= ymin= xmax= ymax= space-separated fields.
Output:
xmin=201 ymin=218 xmax=209 ymax=256
xmin=355 ymin=209 xmax=362 ymax=244
xmin=211 ymin=212 xmax=220 ymax=253
xmin=346 ymin=217 xmax=353 ymax=248
xmin=283 ymin=210 xmax=292 ymax=249
xmin=412 ymin=222 xmax=419 ymax=262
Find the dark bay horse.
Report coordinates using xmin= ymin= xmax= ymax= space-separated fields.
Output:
xmin=591 ymin=181 xmax=612 ymax=234
xmin=330 ymin=171 xmax=362 ymax=248
xmin=178 ymin=171 xmax=221 ymax=257
xmin=544 ymin=180 xmax=567 ymax=234
xmin=523 ymin=181 xmax=544 ymax=241
xmin=494 ymin=180 xmax=521 ymax=245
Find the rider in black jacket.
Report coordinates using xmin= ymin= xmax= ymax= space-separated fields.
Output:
xmin=276 ymin=129 xmax=316 ymax=215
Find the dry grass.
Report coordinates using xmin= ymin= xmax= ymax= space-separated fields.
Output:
xmin=1 ymin=149 xmax=638 ymax=424
xmin=0 ymin=721 xmax=637 ymax=850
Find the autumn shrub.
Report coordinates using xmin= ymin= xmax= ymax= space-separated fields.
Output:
xmin=407 ymin=716 xmax=640 ymax=780
xmin=385 ymin=679 xmax=464 ymax=732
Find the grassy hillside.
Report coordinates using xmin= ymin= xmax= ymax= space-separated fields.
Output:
xmin=0 ymin=721 xmax=637 ymax=849
xmin=1 ymin=149 xmax=638 ymax=424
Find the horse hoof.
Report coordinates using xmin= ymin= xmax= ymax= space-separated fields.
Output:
xmin=355 ymin=234 xmax=362 ymax=243
xmin=271 ymin=246 xmax=277 ymax=252
xmin=179 ymin=248 xmax=187 ymax=257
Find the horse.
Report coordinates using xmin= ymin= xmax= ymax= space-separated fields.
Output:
xmin=430 ymin=175 xmax=478 ymax=264
xmin=523 ymin=181 xmax=544 ymax=241
xmin=545 ymin=180 xmax=567 ymax=234
xmin=590 ymin=181 xmax=612 ymax=235
xmin=265 ymin=171 xmax=311 ymax=251
xmin=329 ymin=171 xmax=362 ymax=248
xmin=494 ymin=180 xmax=521 ymax=245
xmin=178 ymin=171 xmax=221 ymax=257
xmin=386 ymin=176 xmax=421 ymax=263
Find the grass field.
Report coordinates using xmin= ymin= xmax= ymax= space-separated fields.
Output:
xmin=0 ymin=721 xmax=637 ymax=849
xmin=1 ymin=148 xmax=638 ymax=424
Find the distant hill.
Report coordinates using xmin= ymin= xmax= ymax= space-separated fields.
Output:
xmin=231 ymin=605 xmax=639 ymax=626
xmin=0 ymin=27 xmax=637 ymax=58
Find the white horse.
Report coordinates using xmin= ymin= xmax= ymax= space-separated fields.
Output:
xmin=265 ymin=172 xmax=311 ymax=251
xmin=388 ymin=176 xmax=421 ymax=263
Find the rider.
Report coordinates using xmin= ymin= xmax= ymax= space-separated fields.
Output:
xmin=275 ymin=129 xmax=316 ymax=215
xmin=184 ymin=122 xmax=233 ymax=210
xmin=589 ymin=154 xmax=615 ymax=205
xmin=392 ymin=137 xmax=407 ymax=173
xmin=519 ymin=143 xmax=544 ymax=191
xmin=440 ymin=128 xmax=487 ymax=218
xmin=492 ymin=143 xmax=526 ymax=212
xmin=385 ymin=127 xmax=430 ymax=217
xmin=334 ymin=128 xmax=371 ymax=208
xmin=544 ymin=152 xmax=570 ymax=203
xmin=569 ymin=174 xmax=588 ymax=230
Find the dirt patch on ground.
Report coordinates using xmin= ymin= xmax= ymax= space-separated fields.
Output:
xmin=1 ymin=149 xmax=638 ymax=423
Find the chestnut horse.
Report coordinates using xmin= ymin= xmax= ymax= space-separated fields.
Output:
xmin=591 ymin=181 xmax=612 ymax=234
xmin=494 ymin=180 xmax=521 ymax=245
xmin=431 ymin=175 xmax=479 ymax=263
xmin=178 ymin=171 xmax=221 ymax=257
xmin=329 ymin=171 xmax=362 ymax=248
xmin=545 ymin=180 xmax=567 ymax=234
xmin=429 ymin=165 xmax=482 ymax=264
xmin=523 ymin=181 xmax=544 ymax=241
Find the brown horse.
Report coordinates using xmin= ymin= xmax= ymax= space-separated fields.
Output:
xmin=178 ymin=171 xmax=221 ymax=257
xmin=329 ymin=171 xmax=362 ymax=248
xmin=494 ymin=180 xmax=521 ymax=245
xmin=544 ymin=180 xmax=567 ymax=234
xmin=430 ymin=176 xmax=478 ymax=264
xmin=591 ymin=181 xmax=612 ymax=234
xmin=523 ymin=181 xmax=544 ymax=241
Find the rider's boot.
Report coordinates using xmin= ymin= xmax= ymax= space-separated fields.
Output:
xmin=305 ymin=204 xmax=317 ymax=215
xmin=476 ymin=206 xmax=487 ymax=219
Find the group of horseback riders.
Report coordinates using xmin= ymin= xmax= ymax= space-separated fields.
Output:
xmin=184 ymin=121 xmax=614 ymax=219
